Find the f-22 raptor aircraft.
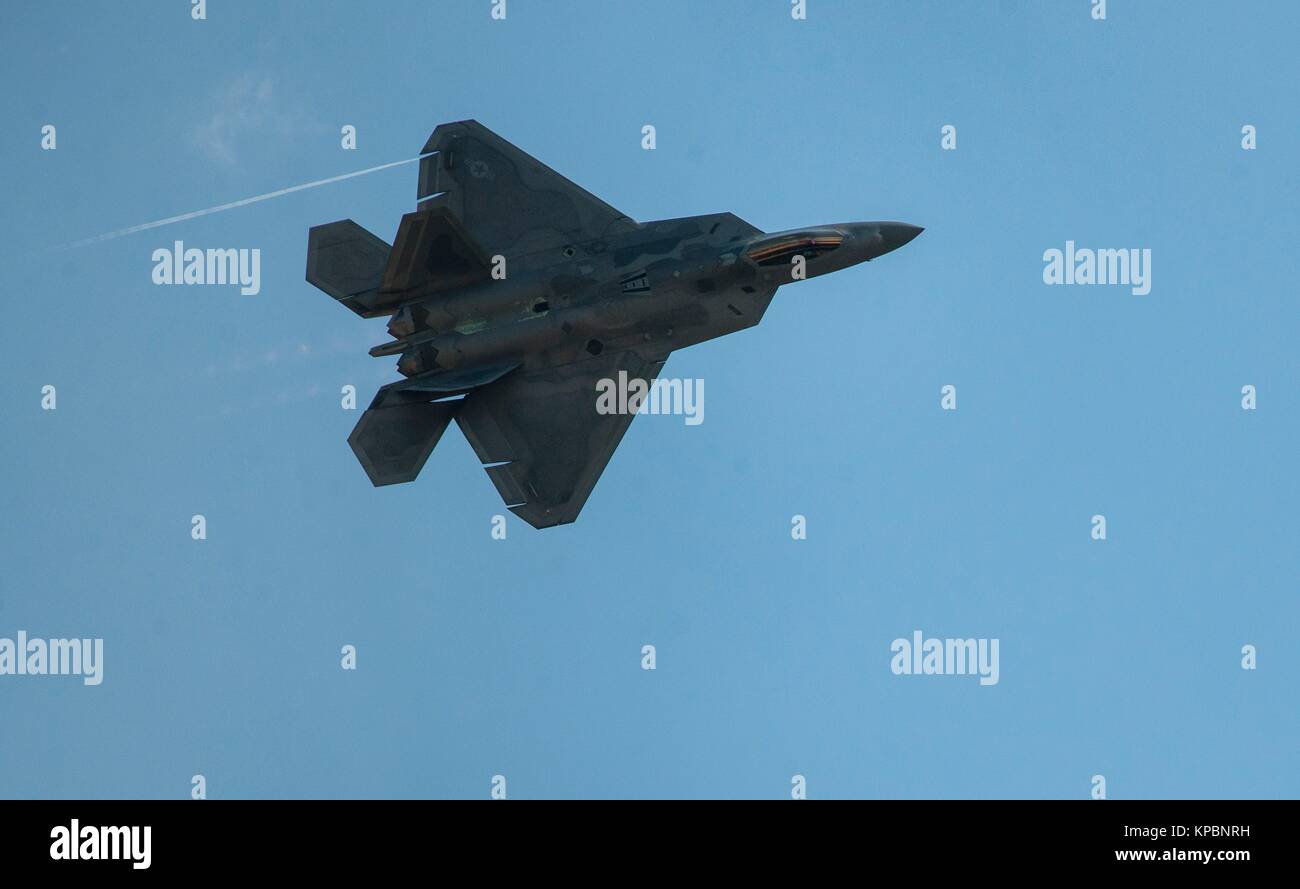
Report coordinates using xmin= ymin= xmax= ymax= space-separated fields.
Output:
xmin=306 ymin=121 xmax=922 ymax=528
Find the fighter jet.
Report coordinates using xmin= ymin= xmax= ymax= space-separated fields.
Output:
xmin=306 ymin=120 xmax=922 ymax=528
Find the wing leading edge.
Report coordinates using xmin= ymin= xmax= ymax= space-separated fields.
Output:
xmin=415 ymin=120 xmax=638 ymax=257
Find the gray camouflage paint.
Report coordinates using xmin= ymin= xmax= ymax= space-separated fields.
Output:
xmin=306 ymin=120 xmax=922 ymax=528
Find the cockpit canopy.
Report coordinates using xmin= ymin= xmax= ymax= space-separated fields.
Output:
xmin=745 ymin=229 xmax=845 ymax=267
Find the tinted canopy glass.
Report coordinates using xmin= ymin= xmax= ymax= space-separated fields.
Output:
xmin=745 ymin=231 xmax=844 ymax=267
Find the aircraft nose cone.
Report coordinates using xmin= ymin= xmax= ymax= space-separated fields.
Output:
xmin=878 ymin=222 xmax=924 ymax=254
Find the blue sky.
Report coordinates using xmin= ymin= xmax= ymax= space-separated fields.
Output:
xmin=1 ymin=0 xmax=1297 ymax=799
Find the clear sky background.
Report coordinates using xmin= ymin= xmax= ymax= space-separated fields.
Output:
xmin=1 ymin=1 xmax=1296 ymax=799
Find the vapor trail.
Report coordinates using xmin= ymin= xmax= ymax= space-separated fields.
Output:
xmin=54 ymin=156 xmax=421 ymax=250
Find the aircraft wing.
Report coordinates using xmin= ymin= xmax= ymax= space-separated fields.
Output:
xmin=415 ymin=120 xmax=638 ymax=256
xmin=455 ymin=348 xmax=669 ymax=529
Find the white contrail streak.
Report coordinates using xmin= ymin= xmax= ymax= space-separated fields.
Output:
xmin=54 ymin=156 xmax=422 ymax=250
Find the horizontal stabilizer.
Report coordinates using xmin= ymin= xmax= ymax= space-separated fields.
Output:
xmin=348 ymin=400 xmax=459 ymax=486
xmin=306 ymin=220 xmax=392 ymax=317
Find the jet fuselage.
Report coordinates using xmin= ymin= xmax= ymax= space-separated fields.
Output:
xmin=305 ymin=119 xmax=923 ymax=527
xmin=375 ymin=214 xmax=923 ymax=379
